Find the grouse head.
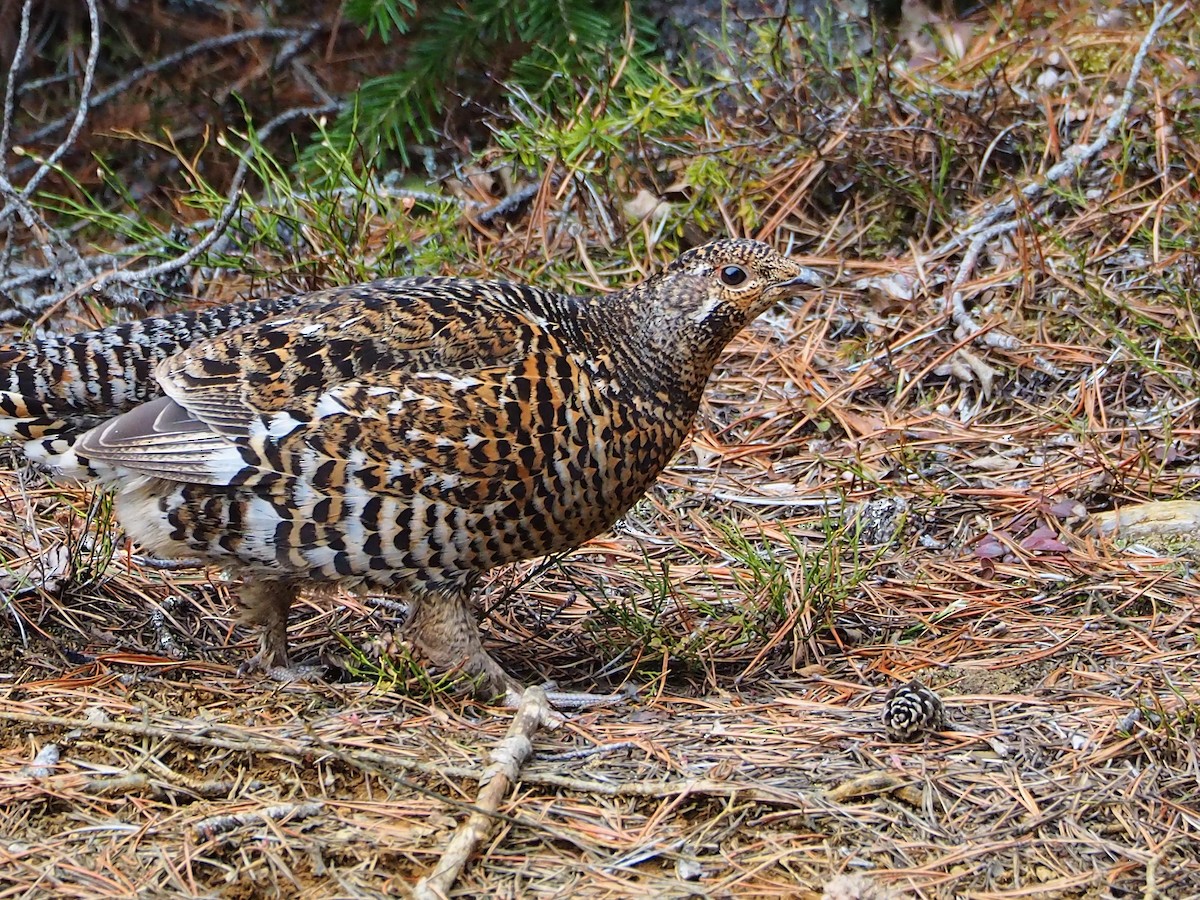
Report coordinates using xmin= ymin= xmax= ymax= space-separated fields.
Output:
xmin=614 ymin=238 xmax=825 ymax=392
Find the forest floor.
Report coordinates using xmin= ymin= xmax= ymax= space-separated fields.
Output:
xmin=1 ymin=1 xmax=1198 ymax=898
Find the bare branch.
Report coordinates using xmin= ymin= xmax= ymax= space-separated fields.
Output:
xmin=0 ymin=169 xmax=90 ymax=282
xmin=0 ymin=0 xmax=102 ymax=227
xmin=0 ymin=0 xmax=32 ymax=168
xmin=414 ymin=687 xmax=553 ymax=900
xmin=946 ymin=218 xmax=1027 ymax=348
xmin=92 ymin=102 xmax=343 ymax=293
xmin=939 ymin=2 xmax=1177 ymax=351
xmin=18 ymin=26 xmax=321 ymax=147
xmin=194 ymin=801 xmax=325 ymax=841
xmin=938 ymin=2 xmax=1179 ymax=257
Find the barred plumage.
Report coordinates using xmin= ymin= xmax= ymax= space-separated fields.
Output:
xmin=1 ymin=239 xmax=822 ymax=701
xmin=0 ymin=294 xmax=313 ymax=440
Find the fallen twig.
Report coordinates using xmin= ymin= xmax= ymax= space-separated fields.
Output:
xmin=414 ymin=686 xmax=553 ymax=900
xmin=83 ymin=772 xmax=262 ymax=798
xmin=0 ymin=706 xmax=817 ymax=805
xmin=194 ymin=800 xmax=325 ymax=841
xmin=939 ymin=3 xmax=1179 ymax=257
xmin=941 ymin=3 xmax=1177 ymax=347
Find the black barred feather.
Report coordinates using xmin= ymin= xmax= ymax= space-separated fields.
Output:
xmin=0 ymin=293 xmax=317 ymax=440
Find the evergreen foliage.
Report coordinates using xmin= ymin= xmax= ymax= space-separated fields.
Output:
xmin=307 ymin=0 xmax=652 ymax=169
xmin=345 ymin=0 xmax=417 ymax=41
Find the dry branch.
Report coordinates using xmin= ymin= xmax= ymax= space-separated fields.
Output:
xmin=937 ymin=3 xmax=1180 ymax=256
xmin=413 ymin=686 xmax=553 ymax=899
xmin=0 ymin=0 xmax=32 ymax=167
xmin=0 ymin=705 xmax=816 ymax=806
xmin=194 ymin=800 xmax=325 ymax=841
xmin=0 ymin=100 xmax=340 ymax=323
xmin=82 ymin=772 xmax=262 ymax=799
xmin=0 ymin=0 xmax=100 ymax=233
xmin=89 ymin=102 xmax=343 ymax=296
xmin=940 ymin=2 xmax=1179 ymax=347
xmin=0 ymin=0 xmax=98 ymax=293
xmin=18 ymin=26 xmax=322 ymax=148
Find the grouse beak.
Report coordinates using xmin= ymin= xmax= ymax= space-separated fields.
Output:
xmin=771 ymin=267 xmax=826 ymax=298
xmin=778 ymin=267 xmax=826 ymax=290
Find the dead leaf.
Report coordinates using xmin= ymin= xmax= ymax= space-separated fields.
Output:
xmin=623 ymin=189 xmax=673 ymax=225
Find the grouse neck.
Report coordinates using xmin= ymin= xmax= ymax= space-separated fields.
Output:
xmin=580 ymin=283 xmax=742 ymax=407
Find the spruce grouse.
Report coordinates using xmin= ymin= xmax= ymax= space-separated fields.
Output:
xmin=0 ymin=239 xmax=822 ymax=701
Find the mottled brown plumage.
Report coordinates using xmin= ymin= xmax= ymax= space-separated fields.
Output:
xmin=1 ymin=239 xmax=821 ymax=700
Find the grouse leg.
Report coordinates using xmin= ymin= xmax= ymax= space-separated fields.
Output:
xmin=404 ymin=587 xmax=525 ymax=705
xmin=404 ymin=587 xmax=625 ymax=711
xmin=234 ymin=579 xmax=315 ymax=680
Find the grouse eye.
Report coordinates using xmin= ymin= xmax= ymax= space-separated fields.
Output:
xmin=719 ymin=265 xmax=748 ymax=287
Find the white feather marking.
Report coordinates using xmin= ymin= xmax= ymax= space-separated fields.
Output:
xmin=524 ymin=312 xmax=551 ymax=329
xmin=425 ymin=372 xmax=482 ymax=392
xmin=339 ymin=451 xmax=373 ymax=570
xmin=263 ymin=411 xmax=305 ymax=439
xmin=0 ymin=418 xmax=32 ymax=438
xmin=114 ymin=480 xmax=190 ymax=559
xmin=297 ymin=448 xmax=321 ymax=482
xmin=196 ymin=442 xmax=255 ymax=486
xmin=430 ymin=499 xmax=453 ymax=558
xmin=25 ymin=442 xmax=93 ymax=479
xmin=313 ymin=393 xmax=348 ymax=420
xmin=303 ymin=544 xmax=338 ymax=571
xmin=385 ymin=387 xmax=436 ymax=414
xmin=689 ymin=294 xmax=721 ymax=324
xmin=408 ymin=492 xmax=430 ymax=564
xmin=239 ymin=496 xmax=285 ymax=560
xmin=377 ymin=497 xmax=411 ymax=569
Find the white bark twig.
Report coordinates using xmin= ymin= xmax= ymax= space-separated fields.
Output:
xmin=943 ymin=2 xmax=1177 ymax=347
xmin=0 ymin=0 xmax=96 ymax=289
xmin=0 ymin=0 xmax=102 ymax=228
xmin=413 ymin=686 xmax=553 ymax=900
xmin=194 ymin=801 xmax=324 ymax=841
xmin=91 ymin=102 xmax=342 ymax=293
xmin=18 ymin=26 xmax=320 ymax=146
xmin=0 ymin=0 xmax=32 ymax=167
xmin=0 ymin=169 xmax=90 ymax=282
xmin=938 ymin=2 xmax=1179 ymax=257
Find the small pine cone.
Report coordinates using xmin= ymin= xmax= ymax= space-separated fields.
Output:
xmin=882 ymin=679 xmax=945 ymax=742
xmin=363 ymin=628 xmax=405 ymax=660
